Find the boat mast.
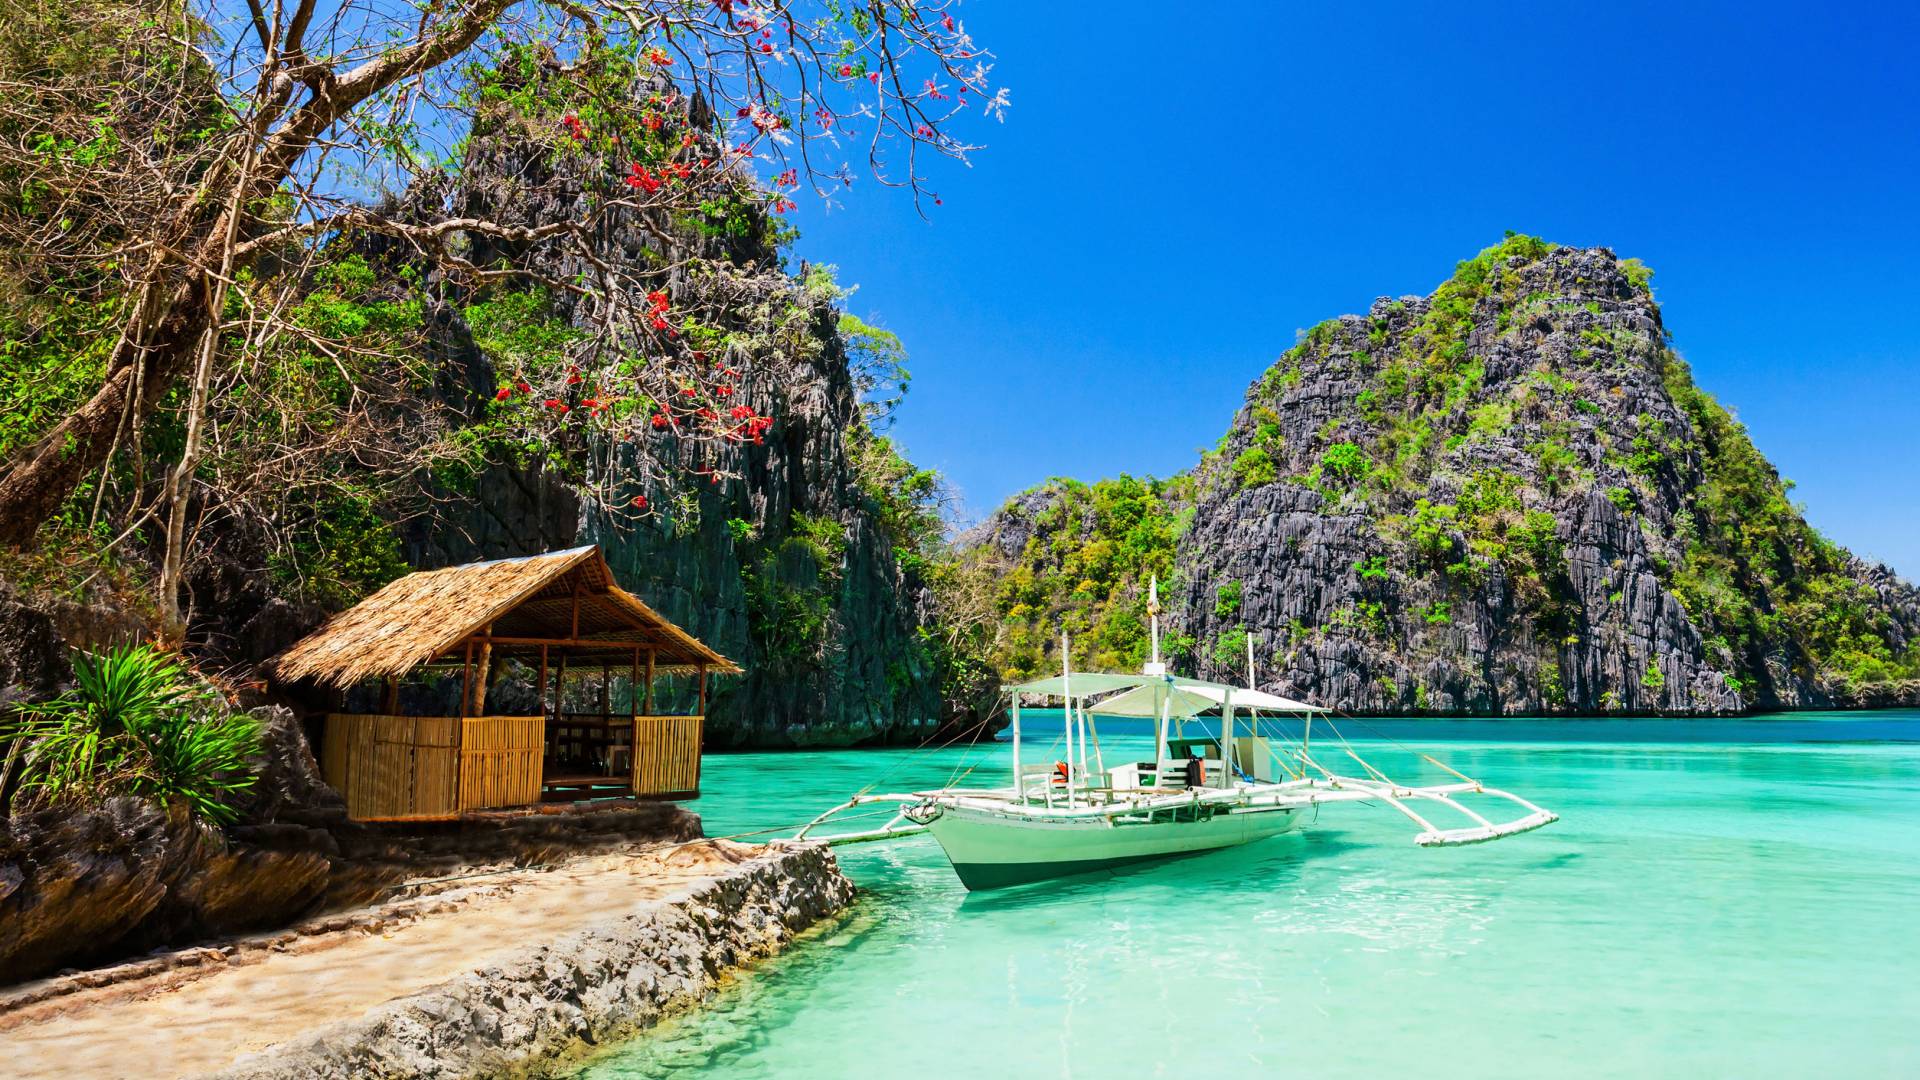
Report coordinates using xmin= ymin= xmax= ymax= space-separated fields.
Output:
xmin=1148 ymin=575 xmax=1168 ymax=766
xmin=1011 ymin=693 xmax=1023 ymax=800
xmin=1062 ymin=633 xmax=1077 ymax=795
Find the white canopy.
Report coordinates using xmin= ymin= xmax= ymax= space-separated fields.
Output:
xmin=1003 ymin=672 xmax=1152 ymax=699
xmin=1006 ymin=670 xmax=1325 ymax=712
xmin=1038 ymin=672 xmax=1328 ymax=717
xmin=1084 ymin=683 xmax=1216 ymax=718
xmin=1175 ymin=682 xmax=1326 ymax=713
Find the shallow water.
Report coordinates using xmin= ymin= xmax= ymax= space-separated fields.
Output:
xmin=581 ymin=711 xmax=1920 ymax=1078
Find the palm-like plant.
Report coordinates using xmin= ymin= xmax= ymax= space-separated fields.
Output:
xmin=1 ymin=643 xmax=262 ymax=824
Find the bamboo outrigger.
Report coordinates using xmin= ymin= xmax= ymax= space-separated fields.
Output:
xmin=270 ymin=545 xmax=738 ymax=820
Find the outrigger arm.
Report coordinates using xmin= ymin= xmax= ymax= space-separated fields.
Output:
xmin=792 ymin=774 xmax=1556 ymax=850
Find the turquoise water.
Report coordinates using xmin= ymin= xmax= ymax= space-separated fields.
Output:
xmin=582 ymin=712 xmax=1920 ymax=1078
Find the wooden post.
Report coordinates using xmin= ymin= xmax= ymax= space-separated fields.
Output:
xmin=697 ymin=663 xmax=707 ymax=715
xmin=382 ymin=676 xmax=399 ymax=715
xmin=471 ymin=628 xmax=493 ymax=717
xmin=538 ymin=644 xmax=549 ymax=718
xmin=460 ymin=640 xmax=473 ymax=720
xmin=630 ymin=647 xmax=641 ymax=716
xmin=644 ymin=650 xmax=656 ymax=715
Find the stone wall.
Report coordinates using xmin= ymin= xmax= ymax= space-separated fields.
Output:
xmin=207 ymin=842 xmax=854 ymax=1080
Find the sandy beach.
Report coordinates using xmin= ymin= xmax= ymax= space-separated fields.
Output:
xmin=1 ymin=840 xmax=840 ymax=1079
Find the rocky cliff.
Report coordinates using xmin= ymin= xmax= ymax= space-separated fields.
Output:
xmin=970 ymin=237 xmax=1920 ymax=714
xmin=377 ymin=79 xmax=947 ymax=747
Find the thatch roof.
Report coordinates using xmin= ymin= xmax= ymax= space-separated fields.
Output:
xmin=271 ymin=545 xmax=740 ymax=688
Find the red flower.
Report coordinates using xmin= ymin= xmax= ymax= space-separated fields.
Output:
xmin=647 ymin=290 xmax=670 ymax=312
xmin=651 ymin=412 xmax=670 ymax=429
xmin=868 ymin=72 xmax=880 ymax=85
xmin=625 ymin=162 xmax=662 ymax=193
xmin=776 ymin=168 xmax=798 ymax=188
xmin=839 ymin=63 xmax=853 ymax=77
xmin=582 ymin=397 xmax=603 ymax=411
xmin=495 ymin=387 xmax=512 ymax=401
xmin=758 ymin=41 xmax=773 ymax=54
xmin=646 ymin=47 xmax=671 ymax=67
xmin=516 ymin=381 xmax=531 ymax=394
xmin=561 ymin=114 xmax=587 ymax=141
xmin=715 ymin=385 xmax=734 ymax=397
xmin=943 ymin=13 xmax=955 ymax=31
xmin=567 ymin=370 xmax=583 ymax=385
xmin=681 ymin=386 xmax=697 ymax=396
xmin=729 ymin=404 xmax=754 ymax=419
xmin=631 ymin=494 xmax=649 ymax=509
xmin=544 ymin=399 xmax=569 ymax=413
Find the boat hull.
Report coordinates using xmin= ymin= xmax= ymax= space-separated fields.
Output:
xmin=926 ymin=802 xmax=1302 ymax=890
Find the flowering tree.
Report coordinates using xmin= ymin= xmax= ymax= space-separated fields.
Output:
xmin=0 ymin=0 xmax=1003 ymax=625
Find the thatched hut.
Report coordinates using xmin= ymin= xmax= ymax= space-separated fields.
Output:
xmin=271 ymin=545 xmax=738 ymax=821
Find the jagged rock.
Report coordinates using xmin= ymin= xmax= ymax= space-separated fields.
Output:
xmin=971 ymin=241 xmax=1920 ymax=714
xmin=0 ymin=583 xmax=67 ymax=707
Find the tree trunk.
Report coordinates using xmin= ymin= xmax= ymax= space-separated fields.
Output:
xmin=0 ymin=274 xmax=212 ymax=547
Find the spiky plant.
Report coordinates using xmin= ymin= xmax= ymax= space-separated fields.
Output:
xmin=1 ymin=643 xmax=262 ymax=824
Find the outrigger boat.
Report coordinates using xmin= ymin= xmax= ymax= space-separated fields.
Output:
xmin=798 ymin=584 xmax=1558 ymax=890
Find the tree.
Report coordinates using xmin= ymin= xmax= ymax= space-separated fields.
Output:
xmin=0 ymin=0 xmax=1003 ymax=628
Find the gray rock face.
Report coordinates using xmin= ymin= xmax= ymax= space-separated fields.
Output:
xmin=975 ymin=243 xmax=1920 ymax=714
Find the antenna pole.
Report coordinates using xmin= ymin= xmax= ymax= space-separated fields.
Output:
xmin=1060 ymin=633 xmax=1072 ymax=795
xmin=1148 ymin=574 xmax=1161 ymax=668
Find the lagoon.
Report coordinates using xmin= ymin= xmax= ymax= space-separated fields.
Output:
xmin=583 ymin=712 xmax=1920 ymax=1078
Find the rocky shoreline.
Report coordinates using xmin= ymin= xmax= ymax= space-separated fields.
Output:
xmin=3 ymin=840 xmax=856 ymax=1079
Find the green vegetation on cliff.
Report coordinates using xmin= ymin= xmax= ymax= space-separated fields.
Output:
xmin=982 ymin=474 xmax=1187 ymax=678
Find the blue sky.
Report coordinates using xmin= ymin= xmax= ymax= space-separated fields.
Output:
xmin=785 ymin=1 xmax=1920 ymax=577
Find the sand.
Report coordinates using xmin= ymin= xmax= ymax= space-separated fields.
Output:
xmin=0 ymin=840 xmax=766 ymax=1079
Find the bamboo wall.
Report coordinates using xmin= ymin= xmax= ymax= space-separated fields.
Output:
xmin=632 ymin=714 xmax=703 ymax=796
xmin=458 ymin=716 xmax=544 ymax=811
xmin=321 ymin=715 xmax=461 ymax=820
xmin=322 ymin=712 xmax=702 ymax=818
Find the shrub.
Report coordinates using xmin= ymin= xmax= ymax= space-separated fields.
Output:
xmin=1211 ymin=627 xmax=1249 ymax=671
xmin=1214 ymin=580 xmax=1242 ymax=617
xmin=1231 ymin=446 xmax=1277 ymax=488
xmin=1 ymin=643 xmax=262 ymax=824
xmin=1320 ymin=442 xmax=1368 ymax=486
xmin=1410 ymin=499 xmax=1458 ymax=562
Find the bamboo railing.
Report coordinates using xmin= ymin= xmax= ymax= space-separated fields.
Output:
xmin=632 ymin=714 xmax=703 ymax=797
xmin=322 ymin=714 xmax=542 ymax=820
xmin=458 ymin=716 xmax=544 ymax=811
